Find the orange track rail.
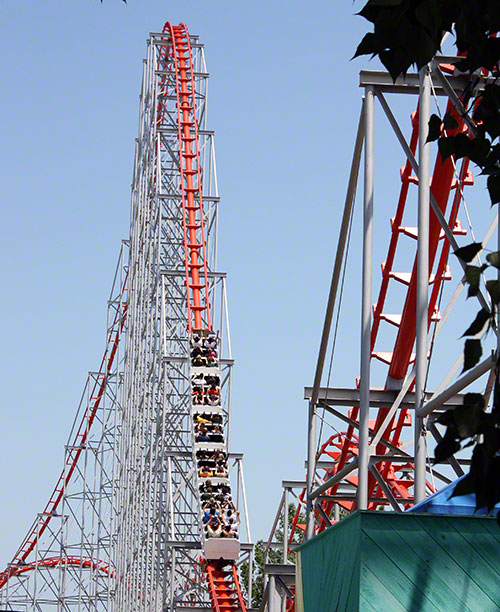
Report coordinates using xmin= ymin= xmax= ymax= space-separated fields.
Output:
xmin=288 ymin=75 xmax=475 ymax=543
xmin=160 ymin=23 xmax=246 ymax=610
xmin=206 ymin=562 xmax=247 ymax=612
xmin=0 ymin=274 xmax=127 ymax=589
xmin=158 ymin=23 xmax=212 ymax=333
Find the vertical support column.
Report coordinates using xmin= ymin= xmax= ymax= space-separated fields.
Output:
xmin=247 ymin=552 xmax=253 ymax=609
xmin=283 ymin=487 xmax=289 ymax=563
xmin=305 ymin=401 xmax=317 ymax=540
xmin=268 ymin=575 xmax=280 ymax=612
xmin=358 ymin=87 xmax=374 ymax=510
xmin=415 ymin=66 xmax=431 ymax=504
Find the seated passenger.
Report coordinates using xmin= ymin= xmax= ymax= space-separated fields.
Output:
xmin=192 ymin=333 xmax=203 ymax=348
xmin=195 ymin=425 xmax=211 ymax=442
xmin=226 ymin=508 xmax=240 ymax=529
xmin=192 ymin=352 xmax=206 ymax=367
xmin=206 ymin=386 xmax=220 ymax=406
xmin=199 ymin=466 xmax=213 ymax=478
xmin=192 ymin=372 xmax=205 ymax=385
xmin=213 ymin=450 xmax=226 ymax=463
xmin=202 ymin=496 xmax=217 ymax=510
xmin=203 ymin=505 xmax=219 ymax=524
xmin=209 ymin=424 xmax=224 ymax=443
xmin=205 ymin=515 xmax=222 ymax=538
xmin=215 ymin=464 xmax=227 ymax=478
xmin=206 ymin=350 xmax=217 ymax=367
xmin=192 ymin=389 xmax=204 ymax=405
xmin=195 ymin=413 xmax=212 ymax=424
xmin=204 ymin=332 xmax=217 ymax=351
xmin=191 ymin=346 xmax=203 ymax=358
xmin=220 ymin=524 xmax=235 ymax=538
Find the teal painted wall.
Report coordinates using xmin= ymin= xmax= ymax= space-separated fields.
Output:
xmin=297 ymin=511 xmax=500 ymax=612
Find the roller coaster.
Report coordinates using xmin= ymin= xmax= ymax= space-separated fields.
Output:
xmin=0 ymin=22 xmax=249 ymax=611
xmin=0 ymin=17 xmax=498 ymax=612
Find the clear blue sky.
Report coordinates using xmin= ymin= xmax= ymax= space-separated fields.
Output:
xmin=0 ymin=0 xmax=494 ymax=570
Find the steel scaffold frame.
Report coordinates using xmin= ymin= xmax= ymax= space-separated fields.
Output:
xmin=0 ymin=241 xmax=128 ymax=611
xmin=263 ymin=60 xmax=500 ymax=611
xmin=0 ymin=24 xmax=252 ymax=612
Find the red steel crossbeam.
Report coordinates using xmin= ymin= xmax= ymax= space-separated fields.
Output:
xmin=3 ymin=556 xmax=113 ymax=579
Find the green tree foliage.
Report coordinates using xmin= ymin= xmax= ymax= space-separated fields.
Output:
xmin=354 ymin=1 xmax=500 ymax=518
xmin=240 ymin=504 xmax=305 ymax=609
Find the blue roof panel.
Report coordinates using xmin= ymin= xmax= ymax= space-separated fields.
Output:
xmin=408 ymin=475 xmax=500 ymax=515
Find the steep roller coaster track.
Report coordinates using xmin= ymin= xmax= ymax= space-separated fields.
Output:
xmin=0 ymin=22 xmax=247 ymax=612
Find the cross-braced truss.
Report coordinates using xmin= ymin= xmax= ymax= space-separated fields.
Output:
xmin=0 ymin=25 xmax=252 ymax=612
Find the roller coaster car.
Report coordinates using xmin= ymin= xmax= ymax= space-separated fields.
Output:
xmin=204 ymin=537 xmax=240 ymax=561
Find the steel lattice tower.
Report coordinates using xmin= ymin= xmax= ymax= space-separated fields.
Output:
xmin=0 ymin=23 xmax=252 ymax=612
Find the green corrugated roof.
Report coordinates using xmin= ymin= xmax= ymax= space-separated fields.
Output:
xmin=296 ymin=511 xmax=500 ymax=611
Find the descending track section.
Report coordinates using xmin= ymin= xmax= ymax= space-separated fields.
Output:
xmin=114 ymin=21 xmax=250 ymax=611
xmin=0 ymin=22 xmax=251 ymax=612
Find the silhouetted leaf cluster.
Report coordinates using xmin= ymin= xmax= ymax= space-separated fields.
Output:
xmin=355 ymin=1 xmax=500 ymax=80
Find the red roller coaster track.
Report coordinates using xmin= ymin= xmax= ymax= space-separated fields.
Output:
xmin=0 ymin=21 xmax=246 ymax=612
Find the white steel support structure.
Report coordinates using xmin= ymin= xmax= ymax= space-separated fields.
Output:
xmin=113 ymin=30 xmax=251 ymax=611
xmin=301 ymin=62 xmax=500 ymax=527
xmin=268 ymin=60 xmax=500 ymax=612
xmin=0 ymin=242 xmax=128 ymax=611
xmin=0 ymin=27 xmax=252 ymax=612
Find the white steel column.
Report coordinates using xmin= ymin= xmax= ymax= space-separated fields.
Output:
xmin=358 ymin=87 xmax=374 ymax=510
xmin=305 ymin=402 xmax=317 ymax=540
xmin=415 ymin=66 xmax=431 ymax=503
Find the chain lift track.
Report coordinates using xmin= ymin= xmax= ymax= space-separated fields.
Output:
xmin=0 ymin=22 xmax=250 ymax=611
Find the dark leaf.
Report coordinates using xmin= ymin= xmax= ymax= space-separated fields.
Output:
xmin=353 ymin=32 xmax=381 ymax=58
xmin=486 ymin=251 xmax=500 ymax=269
xmin=468 ymin=135 xmax=491 ymax=166
xmin=486 ymin=279 xmax=500 ymax=304
xmin=486 ymin=455 xmax=500 ymax=511
xmin=453 ymin=133 xmax=472 ymax=160
xmin=463 ymin=339 xmax=482 ymax=372
xmin=434 ymin=437 xmax=460 ymax=464
xmin=443 ymin=114 xmax=459 ymax=130
xmin=438 ymin=136 xmax=456 ymax=160
xmin=427 ymin=114 xmax=442 ymax=142
xmin=471 ymin=444 xmax=489 ymax=511
xmin=462 ymin=309 xmax=491 ymax=336
xmin=488 ymin=174 xmax=500 ymax=205
xmin=463 ymin=392 xmax=485 ymax=412
xmin=453 ymin=404 xmax=484 ymax=440
xmin=454 ymin=242 xmax=483 ymax=263
xmin=493 ymin=376 xmax=500 ymax=421
xmin=464 ymin=264 xmax=487 ymax=298
xmin=449 ymin=474 xmax=475 ymax=499
xmin=436 ymin=410 xmax=455 ymax=426
xmin=380 ymin=48 xmax=412 ymax=81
